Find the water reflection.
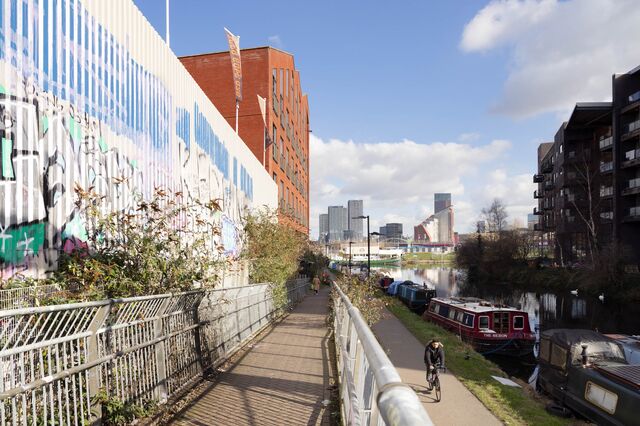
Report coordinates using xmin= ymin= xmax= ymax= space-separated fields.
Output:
xmin=375 ymin=266 xmax=640 ymax=335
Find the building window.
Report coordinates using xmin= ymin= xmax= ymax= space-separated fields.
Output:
xmin=273 ymin=172 xmax=277 ymax=182
xmin=280 ymin=138 xmax=284 ymax=169
xmin=272 ymin=125 xmax=278 ymax=160
xmin=280 ymin=69 xmax=284 ymax=97
xmin=272 ymin=69 xmax=278 ymax=111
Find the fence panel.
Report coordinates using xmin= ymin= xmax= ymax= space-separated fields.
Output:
xmin=332 ymin=284 xmax=433 ymax=426
xmin=0 ymin=285 xmax=62 ymax=311
xmin=0 ymin=279 xmax=309 ymax=425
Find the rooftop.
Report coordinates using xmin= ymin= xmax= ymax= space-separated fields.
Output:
xmin=432 ymin=297 xmax=524 ymax=313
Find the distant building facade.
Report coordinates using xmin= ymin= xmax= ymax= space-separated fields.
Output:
xmin=385 ymin=223 xmax=403 ymax=241
xmin=434 ymin=193 xmax=452 ymax=213
xmin=328 ymin=206 xmax=347 ymax=242
xmin=527 ymin=214 xmax=537 ymax=230
xmin=319 ymin=214 xmax=329 ymax=242
xmin=347 ymin=200 xmax=364 ymax=240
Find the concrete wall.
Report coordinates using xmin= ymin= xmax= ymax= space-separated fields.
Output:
xmin=0 ymin=0 xmax=277 ymax=279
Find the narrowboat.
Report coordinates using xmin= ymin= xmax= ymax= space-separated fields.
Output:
xmin=422 ymin=297 xmax=536 ymax=357
xmin=604 ymin=334 xmax=640 ymax=365
xmin=396 ymin=281 xmax=437 ymax=314
xmin=538 ymin=329 xmax=640 ymax=426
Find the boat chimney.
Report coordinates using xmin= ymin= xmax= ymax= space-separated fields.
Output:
xmin=581 ymin=344 xmax=589 ymax=367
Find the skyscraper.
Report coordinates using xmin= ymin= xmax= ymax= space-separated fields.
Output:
xmin=434 ymin=193 xmax=452 ymax=213
xmin=347 ymin=200 xmax=364 ymax=240
xmin=319 ymin=214 xmax=329 ymax=242
xmin=328 ymin=206 xmax=347 ymax=242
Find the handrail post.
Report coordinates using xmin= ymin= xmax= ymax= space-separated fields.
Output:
xmin=153 ymin=296 xmax=173 ymax=403
xmin=86 ymin=303 xmax=112 ymax=424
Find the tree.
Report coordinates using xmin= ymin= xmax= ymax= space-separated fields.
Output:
xmin=482 ymin=199 xmax=508 ymax=234
xmin=568 ymin=154 xmax=601 ymax=266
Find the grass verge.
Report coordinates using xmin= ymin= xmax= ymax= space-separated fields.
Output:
xmin=386 ymin=299 xmax=570 ymax=426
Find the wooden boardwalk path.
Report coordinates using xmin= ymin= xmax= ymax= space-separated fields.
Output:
xmin=170 ymin=286 xmax=333 ymax=426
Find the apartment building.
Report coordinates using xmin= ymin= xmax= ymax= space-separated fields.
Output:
xmin=181 ymin=47 xmax=310 ymax=234
xmin=533 ymin=65 xmax=640 ymax=265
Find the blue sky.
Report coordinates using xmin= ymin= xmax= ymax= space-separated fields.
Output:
xmin=134 ymin=0 xmax=640 ymax=236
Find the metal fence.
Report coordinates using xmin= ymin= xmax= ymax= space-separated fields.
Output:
xmin=0 ymin=285 xmax=62 ymax=311
xmin=332 ymin=284 xmax=432 ymax=426
xmin=0 ymin=279 xmax=309 ymax=425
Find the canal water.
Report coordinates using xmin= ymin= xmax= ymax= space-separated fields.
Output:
xmin=375 ymin=265 xmax=640 ymax=380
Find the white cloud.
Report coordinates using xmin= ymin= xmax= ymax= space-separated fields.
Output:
xmin=461 ymin=0 xmax=640 ymax=118
xmin=309 ymin=134 xmax=534 ymax=239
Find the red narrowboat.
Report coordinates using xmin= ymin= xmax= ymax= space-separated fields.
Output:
xmin=422 ymin=297 xmax=536 ymax=357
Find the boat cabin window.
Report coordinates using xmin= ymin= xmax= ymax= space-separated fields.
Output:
xmin=462 ymin=313 xmax=474 ymax=327
xmin=428 ymin=303 xmax=437 ymax=313
xmin=513 ymin=316 xmax=524 ymax=330
xmin=455 ymin=311 xmax=464 ymax=322
xmin=550 ymin=344 xmax=568 ymax=370
xmin=539 ymin=338 xmax=551 ymax=362
xmin=439 ymin=306 xmax=449 ymax=318
xmin=493 ymin=312 xmax=509 ymax=333
xmin=448 ymin=309 xmax=457 ymax=320
xmin=585 ymin=381 xmax=618 ymax=415
xmin=478 ymin=316 xmax=489 ymax=329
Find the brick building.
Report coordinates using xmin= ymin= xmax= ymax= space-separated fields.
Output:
xmin=181 ymin=47 xmax=310 ymax=234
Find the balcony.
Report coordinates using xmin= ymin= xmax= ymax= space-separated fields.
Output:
xmin=622 ymin=148 xmax=640 ymax=169
xmin=623 ymin=119 xmax=640 ymax=139
xmin=600 ymin=186 xmax=614 ymax=198
xmin=540 ymin=160 xmax=553 ymax=173
xmin=544 ymin=180 xmax=555 ymax=190
xmin=623 ymin=206 xmax=640 ymax=222
xmin=533 ymin=174 xmax=544 ymax=183
xmin=533 ymin=207 xmax=543 ymax=216
xmin=533 ymin=190 xmax=544 ymax=199
xmin=599 ymin=136 xmax=613 ymax=150
xmin=630 ymin=90 xmax=640 ymax=104
xmin=600 ymin=161 xmax=614 ymax=173
xmin=600 ymin=211 xmax=613 ymax=222
xmin=622 ymin=177 xmax=640 ymax=196
xmin=533 ymin=223 xmax=541 ymax=231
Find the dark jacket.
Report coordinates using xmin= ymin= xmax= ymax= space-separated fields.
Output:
xmin=424 ymin=342 xmax=445 ymax=368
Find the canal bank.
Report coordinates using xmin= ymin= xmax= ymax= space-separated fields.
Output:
xmin=383 ymin=298 xmax=570 ymax=425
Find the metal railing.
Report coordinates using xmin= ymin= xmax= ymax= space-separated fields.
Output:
xmin=0 ymin=279 xmax=309 ymax=425
xmin=599 ymin=136 xmax=613 ymax=150
xmin=332 ymin=284 xmax=432 ymax=426
xmin=0 ymin=284 xmax=62 ymax=311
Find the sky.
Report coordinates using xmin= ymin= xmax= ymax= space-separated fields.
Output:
xmin=133 ymin=0 xmax=640 ymax=238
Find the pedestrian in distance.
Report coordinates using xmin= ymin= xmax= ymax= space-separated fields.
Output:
xmin=312 ymin=275 xmax=321 ymax=294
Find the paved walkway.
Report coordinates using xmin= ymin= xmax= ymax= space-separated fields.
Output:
xmin=372 ymin=309 xmax=502 ymax=426
xmin=170 ymin=286 xmax=333 ymax=426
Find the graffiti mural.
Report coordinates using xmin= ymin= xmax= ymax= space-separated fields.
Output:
xmin=0 ymin=0 xmax=275 ymax=279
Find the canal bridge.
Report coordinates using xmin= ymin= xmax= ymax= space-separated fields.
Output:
xmin=0 ymin=281 xmax=497 ymax=425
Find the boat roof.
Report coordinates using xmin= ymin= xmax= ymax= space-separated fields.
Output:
xmin=542 ymin=329 xmax=614 ymax=347
xmin=430 ymin=297 xmax=524 ymax=313
xmin=597 ymin=365 xmax=640 ymax=390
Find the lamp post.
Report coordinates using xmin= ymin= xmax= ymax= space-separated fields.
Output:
xmin=348 ymin=241 xmax=354 ymax=273
xmin=353 ymin=215 xmax=372 ymax=277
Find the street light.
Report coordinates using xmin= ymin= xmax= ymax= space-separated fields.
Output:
xmin=353 ymin=215 xmax=371 ymax=277
xmin=348 ymin=241 xmax=354 ymax=272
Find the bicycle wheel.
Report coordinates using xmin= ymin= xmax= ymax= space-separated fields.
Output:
xmin=426 ymin=372 xmax=433 ymax=391
xmin=434 ymin=376 xmax=441 ymax=402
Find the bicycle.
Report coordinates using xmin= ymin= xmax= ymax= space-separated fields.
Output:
xmin=426 ymin=364 xmax=445 ymax=402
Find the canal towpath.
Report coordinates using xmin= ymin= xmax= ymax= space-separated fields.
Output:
xmin=372 ymin=308 xmax=502 ymax=425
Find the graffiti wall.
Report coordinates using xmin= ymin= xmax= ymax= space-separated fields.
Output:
xmin=0 ymin=0 xmax=278 ymax=279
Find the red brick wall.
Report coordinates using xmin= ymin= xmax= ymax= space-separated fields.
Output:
xmin=181 ymin=47 xmax=310 ymax=235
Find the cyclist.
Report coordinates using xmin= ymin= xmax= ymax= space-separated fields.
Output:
xmin=424 ymin=339 xmax=445 ymax=384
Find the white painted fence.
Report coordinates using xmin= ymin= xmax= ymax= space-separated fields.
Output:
xmin=0 ymin=279 xmax=309 ymax=425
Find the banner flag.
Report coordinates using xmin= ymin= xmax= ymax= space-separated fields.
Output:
xmin=257 ymin=94 xmax=267 ymax=126
xmin=225 ymin=27 xmax=242 ymax=102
